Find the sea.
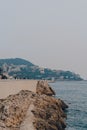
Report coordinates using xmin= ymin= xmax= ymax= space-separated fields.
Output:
xmin=50 ymin=81 xmax=87 ymax=130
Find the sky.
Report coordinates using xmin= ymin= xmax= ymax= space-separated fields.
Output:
xmin=0 ymin=0 xmax=87 ymax=79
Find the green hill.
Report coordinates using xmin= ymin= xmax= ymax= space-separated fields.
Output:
xmin=0 ymin=58 xmax=34 ymax=66
xmin=0 ymin=58 xmax=83 ymax=80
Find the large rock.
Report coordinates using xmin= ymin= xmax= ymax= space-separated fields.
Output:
xmin=36 ymin=80 xmax=55 ymax=96
xmin=0 ymin=90 xmax=35 ymax=130
xmin=0 ymin=81 xmax=68 ymax=130
xmin=32 ymin=94 xmax=68 ymax=130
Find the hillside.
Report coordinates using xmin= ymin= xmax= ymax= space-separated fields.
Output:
xmin=0 ymin=58 xmax=34 ymax=66
xmin=0 ymin=58 xmax=83 ymax=80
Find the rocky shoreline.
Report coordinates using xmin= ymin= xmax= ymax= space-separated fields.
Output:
xmin=0 ymin=80 xmax=68 ymax=130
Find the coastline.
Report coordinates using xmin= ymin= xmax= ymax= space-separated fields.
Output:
xmin=0 ymin=80 xmax=68 ymax=130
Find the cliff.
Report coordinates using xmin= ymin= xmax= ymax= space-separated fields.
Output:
xmin=0 ymin=81 xmax=68 ymax=130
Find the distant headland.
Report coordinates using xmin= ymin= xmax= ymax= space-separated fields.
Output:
xmin=0 ymin=58 xmax=83 ymax=81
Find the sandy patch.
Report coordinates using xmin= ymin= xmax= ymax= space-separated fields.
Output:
xmin=0 ymin=80 xmax=37 ymax=99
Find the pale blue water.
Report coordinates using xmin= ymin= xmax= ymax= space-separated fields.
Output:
xmin=50 ymin=81 xmax=87 ymax=130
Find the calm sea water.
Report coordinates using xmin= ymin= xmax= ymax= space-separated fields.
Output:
xmin=50 ymin=81 xmax=87 ymax=130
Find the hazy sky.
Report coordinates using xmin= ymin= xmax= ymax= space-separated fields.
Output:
xmin=0 ymin=0 xmax=87 ymax=79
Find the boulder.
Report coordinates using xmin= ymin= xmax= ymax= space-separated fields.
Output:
xmin=36 ymin=80 xmax=55 ymax=96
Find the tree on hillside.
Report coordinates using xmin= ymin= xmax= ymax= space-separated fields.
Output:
xmin=0 ymin=68 xmax=3 ymax=75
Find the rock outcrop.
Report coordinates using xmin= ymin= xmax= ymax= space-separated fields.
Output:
xmin=36 ymin=81 xmax=55 ymax=96
xmin=0 ymin=81 xmax=68 ymax=130
xmin=0 ymin=90 xmax=35 ymax=130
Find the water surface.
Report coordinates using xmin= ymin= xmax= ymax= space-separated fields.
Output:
xmin=50 ymin=81 xmax=87 ymax=130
